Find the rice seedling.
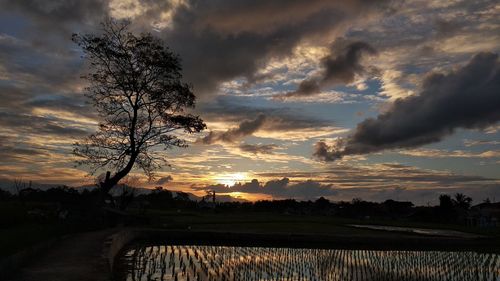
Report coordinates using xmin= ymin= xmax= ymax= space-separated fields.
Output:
xmin=121 ymin=245 xmax=500 ymax=281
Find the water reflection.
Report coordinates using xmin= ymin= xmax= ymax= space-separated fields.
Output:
xmin=348 ymin=224 xmax=484 ymax=238
xmin=120 ymin=245 xmax=500 ymax=281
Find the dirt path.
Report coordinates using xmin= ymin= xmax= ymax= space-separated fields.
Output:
xmin=10 ymin=229 xmax=115 ymax=281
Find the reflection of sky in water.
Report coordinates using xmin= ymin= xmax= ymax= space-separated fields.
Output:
xmin=121 ymin=245 xmax=500 ymax=281
xmin=348 ymin=224 xmax=484 ymax=239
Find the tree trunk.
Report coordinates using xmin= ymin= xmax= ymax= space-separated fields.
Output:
xmin=99 ymin=153 xmax=138 ymax=197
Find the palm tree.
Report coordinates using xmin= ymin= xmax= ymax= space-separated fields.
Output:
xmin=453 ymin=193 xmax=472 ymax=209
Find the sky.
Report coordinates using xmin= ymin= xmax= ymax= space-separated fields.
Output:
xmin=0 ymin=0 xmax=499 ymax=205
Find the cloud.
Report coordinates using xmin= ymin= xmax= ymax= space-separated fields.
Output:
xmin=198 ymin=114 xmax=266 ymax=144
xmin=313 ymin=141 xmax=343 ymax=162
xmin=0 ymin=33 xmax=80 ymax=89
xmin=276 ymin=40 xmax=377 ymax=98
xmin=399 ymin=149 xmax=500 ymax=159
xmin=238 ymin=143 xmax=277 ymax=154
xmin=156 ymin=175 xmax=173 ymax=185
xmin=321 ymin=41 xmax=377 ymax=85
xmin=0 ymin=112 xmax=89 ymax=137
xmin=0 ymin=0 xmax=108 ymax=33
xmin=257 ymin=163 xmax=496 ymax=187
xmin=161 ymin=0 xmax=392 ymax=96
xmin=3 ymin=0 xmax=449 ymax=108
xmin=200 ymin=177 xmax=337 ymax=200
xmin=464 ymin=139 xmax=500 ymax=147
xmin=198 ymin=98 xmax=344 ymax=141
xmin=2 ymin=0 xmax=498 ymax=189
xmin=0 ymin=136 xmax=51 ymax=163
xmin=194 ymin=162 xmax=500 ymax=203
xmin=250 ymin=163 xmax=500 ymax=204
xmin=314 ymin=52 xmax=500 ymax=161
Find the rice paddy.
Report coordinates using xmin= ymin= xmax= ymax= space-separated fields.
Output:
xmin=120 ymin=244 xmax=500 ymax=281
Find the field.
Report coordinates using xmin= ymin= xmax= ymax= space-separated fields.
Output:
xmin=4 ymin=206 xmax=499 ymax=258
xmin=0 ymin=201 xmax=96 ymax=257
xmin=120 ymin=244 xmax=500 ymax=281
xmin=135 ymin=208 xmax=500 ymax=237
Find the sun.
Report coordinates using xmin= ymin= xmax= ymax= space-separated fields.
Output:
xmin=214 ymin=172 xmax=248 ymax=187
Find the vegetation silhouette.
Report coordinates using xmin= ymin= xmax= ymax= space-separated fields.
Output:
xmin=72 ymin=20 xmax=205 ymax=204
xmin=2 ymin=183 xmax=495 ymax=227
xmin=1 ymin=179 xmax=498 ymax=272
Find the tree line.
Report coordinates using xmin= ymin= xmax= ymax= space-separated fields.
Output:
xmin=1 ymin=183 xmax=491 ymax=228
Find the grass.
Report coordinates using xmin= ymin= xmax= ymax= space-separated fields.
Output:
xmin=0 ymin=201 xmax=97 ymax=258
xmin=134 ymin=209 xmax=500 ymax=237
xmin=0 ymin=223 xmax=68 ymax=258
xmin=3 ymin=206 xmax=498 ymax=258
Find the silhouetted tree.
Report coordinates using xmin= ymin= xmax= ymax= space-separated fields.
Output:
xmin=351 ymin=197 xmax=363 ymax=204
xmin=146 ymin=188 xmax=174 ymax=208
xmin=117 ymin=184 xmax=137 ymax=210
xmin=439 ymin=194 xmax=454 ymax=210
xmin=72 ymin=20 xmax=205 ymax=197
xmin=13 ymin=178 xmax=30 ymax=194
xmin=175 ymin=192 xmax=190 ymax=201
xmin=314 ymin=197 xmax=330 ymax=212
xmin=453 ymin=193 xmax=472 ymax=209
xmin=0 ymin=189 xmax=11 ymax=200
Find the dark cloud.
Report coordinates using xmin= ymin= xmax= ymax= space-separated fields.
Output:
xmin=0 ymin=0 xmax=384 ymax=150
xmin=314 ymin=52 xmax=500 ymax=161
xmin=0 ymin=0 xmax=108 ymax=89
xmin=276 ymin=40 xmax=377 ymax=98
xmin=198 ymin=98 xmax=337 ymax=143
xmin=0 ymin=30 xmax=83 ymax=90
xmin=0 ymin=1 xmax=104 ymax=151
xmin=0 ymin=112 xmax=89 ymax=137
xmin=238 ymin=143 xmax=277 ymax=154
xmin=284 ymin=79 xmax=322 ymax=97
xmin=257 ymin=164 xmax=494 ymax=187
xmin=0 ymin=0 xmax=108 ymax=33
xmin=0 ymin=136 xmax=51 ymax=163
xmin=163 ymin=0 xmax=391 ymax=95
xmin=0 ymin=75 xmax=95 ymax=129
xmin=0 ymin=0 xmax=392 ymax=97
xmin=313 ymin=141 xmax=343 ymax=162
xmin=190 ymin=0 xmax=386 ymax=35
xmin=434 ymin=19 xmax=463 ymax=37
xmin=199 ymin=114 xmax=266 ymax=144
xmin=321 ymin=41 xmax=377 ymax=84
xmin=0 ymin=84 xmax=32 ymax=109
xmin=156 ymin=175 xmax=173 ymax=185
xmin=26 ymin=95 xmax=97 ymax=119
xmin=199 ymin=97 xmax=333 ymax=130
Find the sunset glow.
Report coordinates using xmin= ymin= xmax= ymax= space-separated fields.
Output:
xmin=2 ymin=3 xmax=500 ymax=280
xmin=0 ymin=0 xmax=498 ymax=205
xmin=213 ymin=172 xmax=249 ymax=187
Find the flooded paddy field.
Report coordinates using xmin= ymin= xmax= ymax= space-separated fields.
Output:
xmin=117 ymin=244 xmax=500 ymax=281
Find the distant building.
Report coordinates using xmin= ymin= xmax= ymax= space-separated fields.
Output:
xmin=467 ymin=202 xmax=500 ymax=228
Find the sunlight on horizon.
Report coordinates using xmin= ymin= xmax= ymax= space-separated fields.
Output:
xmin=223 ymin=191 xmax=271 ymax=202
xmin=212 ymin=172 xmax=248 ymax=187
